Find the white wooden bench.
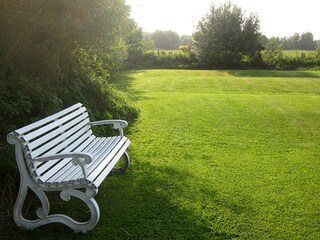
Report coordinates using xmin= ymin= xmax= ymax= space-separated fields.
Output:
xmin=6 ymin=103 xmax=131 ymax=232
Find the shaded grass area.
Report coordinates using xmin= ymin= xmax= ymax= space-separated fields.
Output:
xmin=2 ymin=69 xmax=320 ymax=239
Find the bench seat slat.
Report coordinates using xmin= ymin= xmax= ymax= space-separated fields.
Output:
xmin=92 ymin=139 xmax=130 ymax=187
xmin=39 ymin=158 xmax=71 ymax=183
xmin=88 ymin=138 xmax=109 ymax=155
xmin=35 ymin=135 xmax=96 ymax=176
xmin=49 ymin=160 xmax=77 ymax=184
xmin=63 ymin=137 xmax=120 ymax=182
xmin=87 ymin=137 xmax=128 ymax=182
xmin=49 ymin=137 xmax=114 ymax=183
xmin=38 ymin=136 xmax=126 ymax=186
xmin=21 ymin=106 xmax=87 ymax=142
xmin=54 ymin=137 xmax=118 ymax=183
xmin=89 ymin=137 xmax=118 ymax=160
xmin=14 ymin=103 xmax=83 ymax=136
xmin=82 ymin=138 xmax=102 ymax=152
xmin=86 ymin=137 xmax=121 ymax=171
xmin=36 ymin=131 xmax=93 ymax=180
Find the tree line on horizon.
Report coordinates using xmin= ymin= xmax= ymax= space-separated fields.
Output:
xmin=143 ymin=30 xmax=319 ymax=52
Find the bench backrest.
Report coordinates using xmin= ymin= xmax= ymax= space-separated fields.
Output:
xmin=9 ymin=103 xmax=93 ymax=181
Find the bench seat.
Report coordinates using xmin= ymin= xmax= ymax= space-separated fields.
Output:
xmin=35 ymin=136 xmax=130 ymax=189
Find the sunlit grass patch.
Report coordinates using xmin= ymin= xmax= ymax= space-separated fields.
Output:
xmin=112 ymin=69 xmax=320 ymax=239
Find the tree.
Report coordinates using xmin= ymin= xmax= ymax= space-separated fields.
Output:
xmin=299 ymin=32 xmax=317 ymax=50
xmin=150 ymin=30 xmax=180 ymax=50
xmin=193 ymin=2 xmax=261 ymax=68
xmin=259 ymin=35 xmax=269 ymax=48
xmin=0 ymin=0 xmax=138 ymax=73
xmin=180 ymin=35 xmax=193 ymax=46
xmin=289 ymin=33 xmax=301 ymax=50
xmin=0 ymin=0 xmax=140 ymax=174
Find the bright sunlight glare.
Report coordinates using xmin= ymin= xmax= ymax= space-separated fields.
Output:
xmin=125 ymin=0 xmax=320 ymax=39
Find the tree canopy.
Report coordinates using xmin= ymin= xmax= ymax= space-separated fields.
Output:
xmin=265 ymin=32 xmax=317 ymax=50
xmin=0 ymin=0 xmax=141 ymax=173
xmin=150 ymin=30 xmax=180 ymax=50
xmin=193 ymin=2 xmax=262 ymax=68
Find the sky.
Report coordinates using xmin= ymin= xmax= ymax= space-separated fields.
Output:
xmin=125 ymin=0 xmax=320 ymax=39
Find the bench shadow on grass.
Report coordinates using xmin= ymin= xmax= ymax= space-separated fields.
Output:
xmin=96 ymin=162 xmax=248 ymax=239
xmin=4 ymin=164 xmax=244 ymax=239
xmin=223 ymin=69 xmax=320 ymax=78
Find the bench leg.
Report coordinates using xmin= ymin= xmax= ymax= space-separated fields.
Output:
xmin=13 ymin=179 xmax=100 ymax=233
xmin=112 ymin=151 xmax=130 ymax=174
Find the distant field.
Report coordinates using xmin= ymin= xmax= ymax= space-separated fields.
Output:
xmin=8 ymin=69 xmax=320 ymax=239
xmin=282 ymin=50 xmax=317 ymax=57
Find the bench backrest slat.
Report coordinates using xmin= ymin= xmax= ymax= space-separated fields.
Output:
xmin=30 ymin=117 xmax=91 ymax=159
xmin=21 ymin=106 xmax=87 ymax=142
xmin=28 ymin=111 xmax=89 ymax=150
xmin=14 ymin=103 xmax=83 ymax=136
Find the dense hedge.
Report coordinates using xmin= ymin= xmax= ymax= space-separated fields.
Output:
xmin=126 ymin=46 xmax=320 ymax=70
xmin=261 ymin=50 xmax=320 ymax=70
xmin=127 ymin=48 xmax=199 ymax=69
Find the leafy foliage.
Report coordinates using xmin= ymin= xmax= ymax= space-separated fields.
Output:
xmin=127 ymin=49 xmax=198 ymax=69
xmin=193 ymin=2 xmax=262 ymax=68
xmin=0 ymin=0 xmax=140 ymax=173
xmin=149 ymin=30 xmax=181 ymax=50
xmin=264 ymin=32 xmax=317 ymax=51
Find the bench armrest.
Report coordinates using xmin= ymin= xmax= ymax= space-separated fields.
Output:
xmin=34 ymin=153 xmax=93 ymax=179
xmin=88 ymin=120 xmax=128 ymax=136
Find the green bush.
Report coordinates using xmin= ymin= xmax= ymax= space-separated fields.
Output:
xmin=127 ymin=49 xmax=198 ymax=69
xmin=262 ymin=49 xmax=320 ymax=70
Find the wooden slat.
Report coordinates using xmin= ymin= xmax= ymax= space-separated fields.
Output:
xmin=23 ymin=106 xmax=87 ymax=142
xmin=48 ymin=137 xmax=107 ymax=183
xmin=87 ymin=137 xmax=128 ymax=182
xmin=82 ymin=138 xmax=103 ymax=153
xmin=49 ymin=138 xmax=109 ymax=181
xmin=35 ymin=135 xmax=95 ymax=176
xmin=31 ymin=122 xmax=91 ymax=159
xmin=86 ymin=137 xmax=121 ymax=173
xmin=48 ymin=160 xmax=78 ymax=184
xmin=93 ymin=139 xmax=130 ymax=187
xmin=14 ymin=103 xmax=83 ymax=136
xmin=90 ymin=137 xmax=118 ymax=158
xmin=64 ymin=137 xmax=118 ymax=182
xmin=28 ymin=113 xmax=90 ymax=151
xmin=40 ymin=158 xmax=72 ymax=183
xmin=45 ymin=134 xmax=100 ymax=183
xmin=36 ymin=130 xmax=93 ymax=180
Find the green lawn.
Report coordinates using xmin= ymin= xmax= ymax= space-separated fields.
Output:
xmin=6 ymin=69 xmax=320 ymax=239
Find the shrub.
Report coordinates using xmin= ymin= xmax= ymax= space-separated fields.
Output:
xmin=127 ymin=49 xmax=198 ymax=69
